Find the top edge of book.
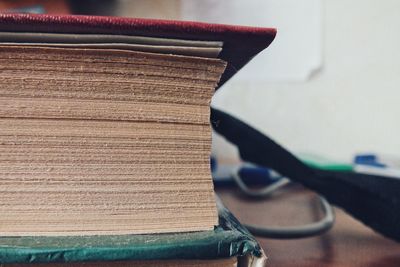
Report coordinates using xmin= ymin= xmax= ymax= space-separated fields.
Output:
xmin=0 ymin=32 xmax=225 ymax=58
xmin=0 ymin=13 xmax=277 ymax=88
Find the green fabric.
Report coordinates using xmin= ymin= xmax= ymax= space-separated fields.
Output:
xmin=0 ymin=199 xmax=261 ymax=264
xmin=299 ymin=153 xmax=353 ymax=172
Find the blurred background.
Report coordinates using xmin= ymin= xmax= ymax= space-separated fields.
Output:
xmin=1 ymin=0 xmax=399 ymax=164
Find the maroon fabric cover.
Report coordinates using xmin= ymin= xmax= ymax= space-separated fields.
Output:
xmin=0 ymin=13 xmax=276 ymax=88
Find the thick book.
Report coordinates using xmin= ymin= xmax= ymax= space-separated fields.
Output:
xmin=0 ymin=14 xmax=276 ymax=266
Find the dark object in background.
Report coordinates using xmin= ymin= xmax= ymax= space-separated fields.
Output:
xmin=69 ymin=0 xmax=117 ymax=15
xmin=211 ymin=108 xmax=400 ymax=242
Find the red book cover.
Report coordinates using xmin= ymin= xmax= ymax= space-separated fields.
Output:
xmin=0 ymin=13 xmax=276 ymax=87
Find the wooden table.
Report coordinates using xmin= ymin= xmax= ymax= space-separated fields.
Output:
xmin=216 ymin=185 xmax=400 ymax=267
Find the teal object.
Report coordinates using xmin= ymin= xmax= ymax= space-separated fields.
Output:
xmin=0 ymin=199 xmax=261 ymax=264
xmin=299 ymin=154 xmax=354 ymax=172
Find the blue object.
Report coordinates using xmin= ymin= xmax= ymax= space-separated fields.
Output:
xmin=6 ymin=5 xmax=46 ymax=14
xmin=211 ymin=157 xmax=281 ymax=187
xmin=354 ymin=154 xmax=387 ymax=168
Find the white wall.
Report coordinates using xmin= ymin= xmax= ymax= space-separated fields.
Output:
xmin=209 ymin=0 xmax=400 ymax=162
xmin=112 ymin=0 xmax=400 ymax=162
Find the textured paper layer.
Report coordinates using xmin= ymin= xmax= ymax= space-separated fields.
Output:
xmin=0 ymin=45 xmax=226 ymax=236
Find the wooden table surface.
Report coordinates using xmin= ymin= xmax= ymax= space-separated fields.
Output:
xmin=216 ymin=185 xmax=400 ymax=267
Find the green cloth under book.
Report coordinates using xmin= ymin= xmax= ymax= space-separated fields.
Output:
xmin=0 ymin=200 xmax=263 ymax=264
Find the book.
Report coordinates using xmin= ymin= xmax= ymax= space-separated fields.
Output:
xmin=0 ymin=199 xmax=267 ymax=267
xmin=0 ymin=14 xmax=276 ymax=266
